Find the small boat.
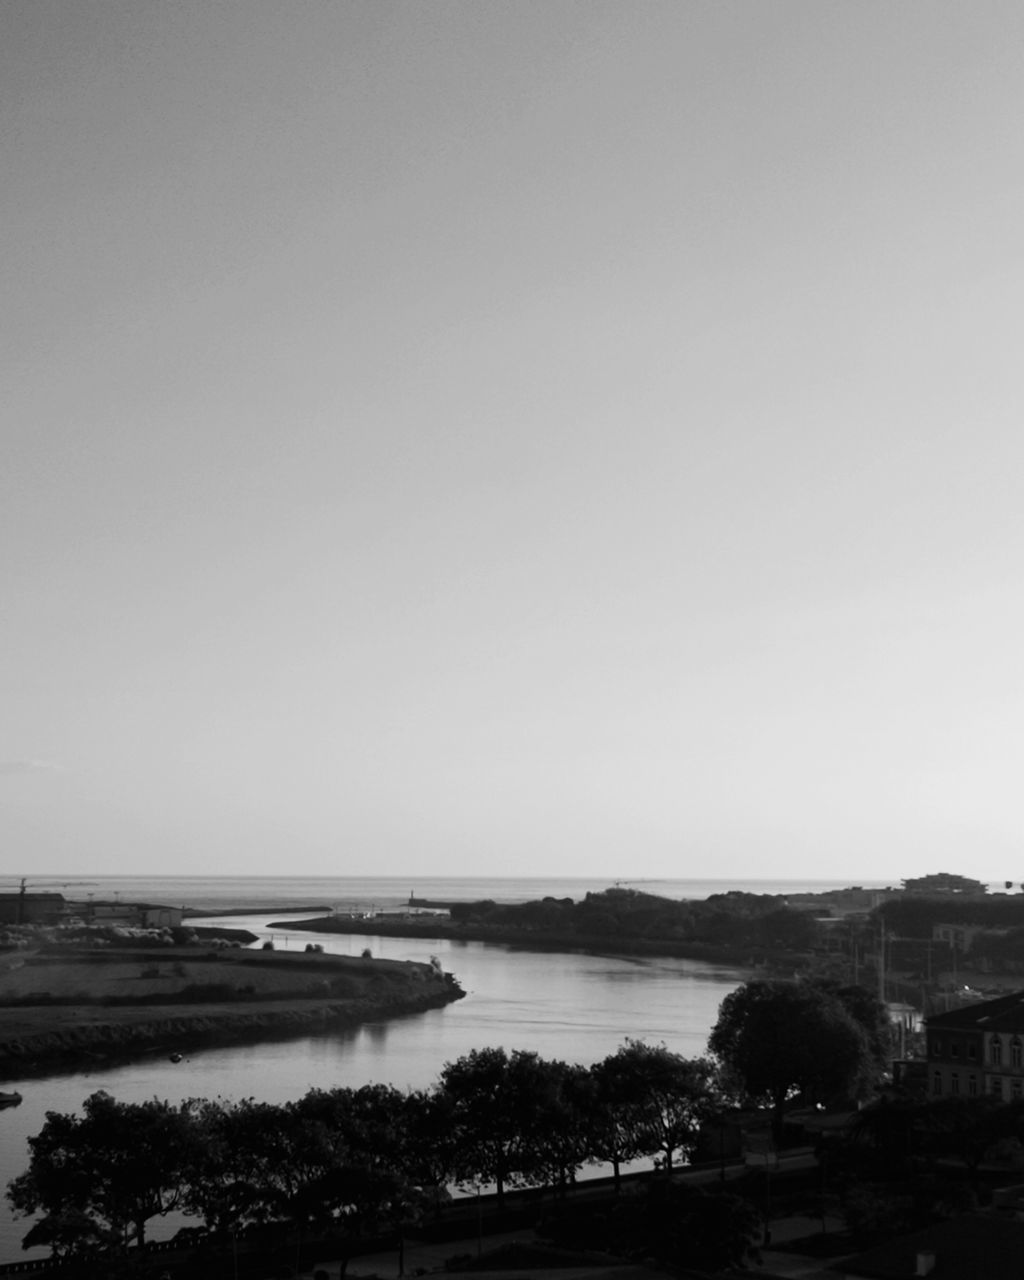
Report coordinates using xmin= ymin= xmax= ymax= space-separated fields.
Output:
xmin=0 ymin=1091 xmax=22 ymax=1108
xmin=169 ymin=1053 xmax=183 ymax=1064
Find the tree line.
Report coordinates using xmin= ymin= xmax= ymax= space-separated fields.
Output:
xmin=5 ymin=978 xmax=892 ymax=1270
xmin=448 ymin=886 xmax=819 ymax=951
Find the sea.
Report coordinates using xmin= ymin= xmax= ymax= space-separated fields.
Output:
xmin=22 ymin=872 xmax=902 ymax=911
xmin=0 ymin=872 xmax=897 ymax=1262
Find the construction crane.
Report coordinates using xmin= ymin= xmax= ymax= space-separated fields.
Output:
xmin=1 ymin=878 xmax=97 ymax=925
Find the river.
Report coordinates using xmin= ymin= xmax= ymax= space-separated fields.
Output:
xmin=0 ymin=913 xmax=751 ymax=1264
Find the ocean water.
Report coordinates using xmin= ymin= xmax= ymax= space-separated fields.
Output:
xmin=22 ymin=872 xmax=899 ymax=911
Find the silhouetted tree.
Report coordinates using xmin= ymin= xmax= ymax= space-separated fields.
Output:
xmin=7 ymin=1091 xmax=203 ymax=1259
xmin=439 ymin=1047 xmax=556 ymax=1207
xmin=709 ymin=980 xmax=873 ymax=1140
xmin=605 ymin=1040 xmax=720 ymax=1173
xmin=589 ymin=1047 xmax=650 ymax=1192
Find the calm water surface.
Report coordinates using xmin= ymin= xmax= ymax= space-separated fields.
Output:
xmin=0 ymin=913 xmax=751 ymax=1263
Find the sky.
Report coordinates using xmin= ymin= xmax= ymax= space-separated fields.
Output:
xmin=4 ymin=2 xmax=1024 ymax=883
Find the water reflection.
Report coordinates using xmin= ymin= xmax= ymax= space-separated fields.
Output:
xmin=0 ymin=918 xmax=750 ymax=1263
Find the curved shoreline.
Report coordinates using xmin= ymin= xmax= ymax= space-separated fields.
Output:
xmin=0 ymin=952 xmax=465 ymax=1080
xmin=273 ymin=915 xmax=770 ymax=968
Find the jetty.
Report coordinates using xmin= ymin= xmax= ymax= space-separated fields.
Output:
xmin=407 ymin=893 xmax=458 ymax=910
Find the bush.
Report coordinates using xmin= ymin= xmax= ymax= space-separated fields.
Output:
xmin=262 ymin=940 xmax=275 ymax=951
xmin=178 ymin=983 xmax=236 ymax=1002
xmin=361 ymin=947 xmax=372 ymax=959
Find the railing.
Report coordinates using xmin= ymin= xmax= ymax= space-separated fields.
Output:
xmin=0 ymin=1234 xmax=196 ymax=1276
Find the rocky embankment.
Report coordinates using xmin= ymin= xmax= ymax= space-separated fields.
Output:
xmin=0 ymin=951 xmax=464 ymax=1077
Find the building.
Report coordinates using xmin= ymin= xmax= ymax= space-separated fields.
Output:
xmin=926 ymin=989 xmax=1024 ymax=1100
xmin=0 ymin=892 xmax=65 ymax=926
xmin=137 ymin=903 xmax=184 ymax=929
xmin=64 ymin=900 xmax=184 ymax=929
xmin=903 ymin=872 xmax=988 ymax=896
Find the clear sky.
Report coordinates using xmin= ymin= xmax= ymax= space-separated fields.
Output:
xmin=4 ymin=2 xmax=1024 ymax=883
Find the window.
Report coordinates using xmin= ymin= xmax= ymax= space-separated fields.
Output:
xmin=1013 ymin=1079 xmax=1023 ymax=1100
xmin=1011 ymin=1038 xmax=1022 ymax=1069
xmin=951 ymin=1072 xmax=960 ymax=1095
xmin=932 ymin=1071 xmax=942 ymax=1096
xmin=931 ymin=1038 xmax=943 ymax=1056
xmin=991 ymin=1036 xmax=1004 ymax=1066
xmin=991 ymin=1076 xmax=1004 ymax=1098
xmin=968 ymin=1075 xmax=978 ymax=1096
xmin=950 ymin=1041 xmax=960 ymax=1058
xmin=968 ymin=1042 xmax=978 ymax=1060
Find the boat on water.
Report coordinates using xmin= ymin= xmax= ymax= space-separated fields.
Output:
xmin=0 ymin=1092 xmax=22 ymax=1108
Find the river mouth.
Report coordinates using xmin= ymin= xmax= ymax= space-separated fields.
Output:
xmin=0 ymin=924 xmax=752 ymax=1266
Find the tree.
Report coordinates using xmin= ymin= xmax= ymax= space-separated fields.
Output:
xmin=403 ymin=1089 xmax=460 ymax=1213
xmin=808 ymin=979 xmax=894 ymax=1075
xmin=752 ymin=906 xmax=818 ymax=951
xmin=7 ymin=1091 xmax=203 ymax=1260
xmin=709 ymin=980 xmax=874 ymax=1141
xmin=845 ymin=1094 xmax=924 ymax=1176
xmin=292 ymin=1084 xmax=410 ymax=1178
xmin=439 ymin=1047 xmax=556 ymax=1207
xmin=182 ymin=1096 xmax=340 ymax=1243
xmin=588 ymin=1048 xmax=649 ymax=1192
xmin=527 ymin=1059 xmax=594 ymax=1196
xmin=183 ymin=1090 xmax=422 ymax=1276
xmin=603 ymin=1040 xmax=720 ymax=1173
xmin=181 ymin=1098 xmax=266 ymax=1244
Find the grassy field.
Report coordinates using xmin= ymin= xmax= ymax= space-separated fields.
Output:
xmin=0 ymin=946 xmax=461 ymax=1064
xmin=0 ymin=946 xmax=419 ymax=1005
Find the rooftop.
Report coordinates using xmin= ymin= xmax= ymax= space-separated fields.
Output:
xmin=926 ymin=989 xmax=1024 ymax=1032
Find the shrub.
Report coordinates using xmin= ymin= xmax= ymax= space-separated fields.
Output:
xmin=361 ymin=947 xmax=372 ymax=959
xmin=178 ymin=983 xmax=235 ymax=1002
xmin=262 ymin=941 xmax=275 ymax=951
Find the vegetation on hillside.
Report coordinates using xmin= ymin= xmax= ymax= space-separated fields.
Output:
xmin=448 ymin=886 xmax=819 ymax=952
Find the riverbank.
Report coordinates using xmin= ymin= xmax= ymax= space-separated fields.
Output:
xmin=272 ymin=914 xmax=783 ymax=968
xmin=0 ymin=946 xmax=464 ymax=1078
